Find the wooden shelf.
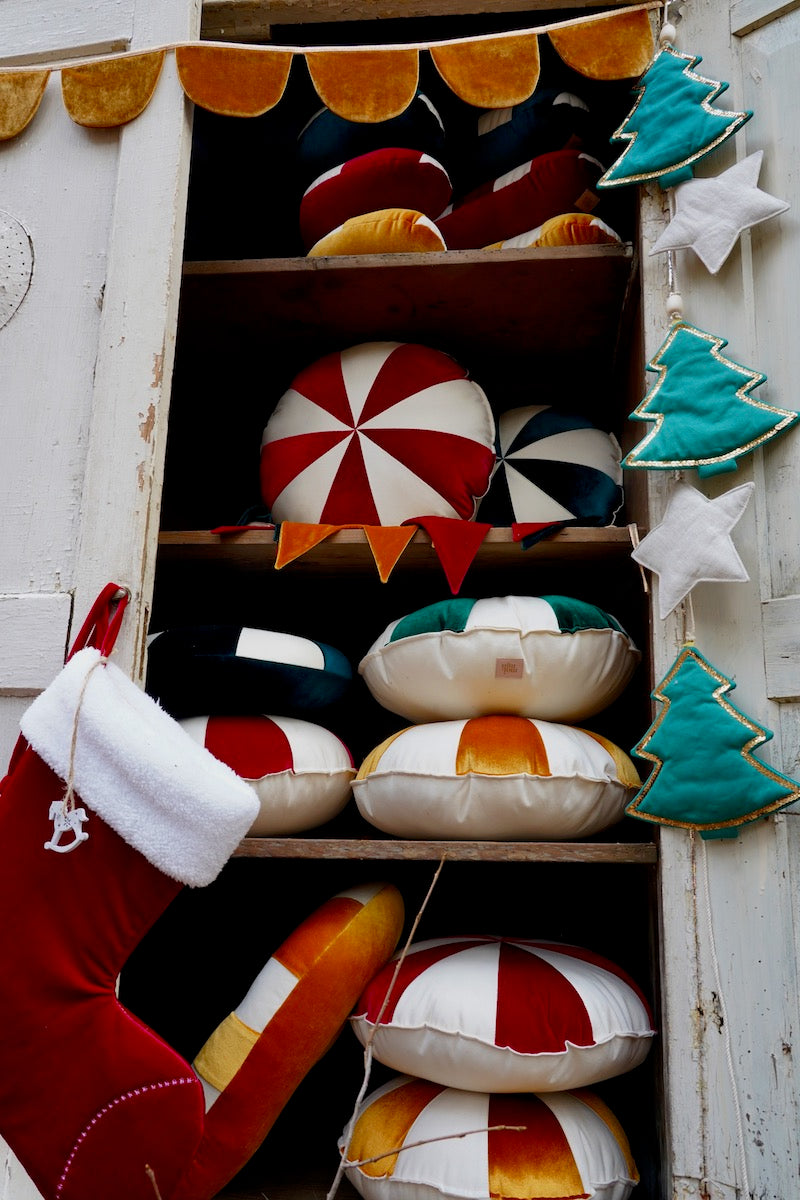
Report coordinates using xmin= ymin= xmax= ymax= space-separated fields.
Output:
xmin=179 ymin=245 xmax=635 ymax=364
xmin=157 ymin=525 xmax=638 ymax=575
xmin=234 ymin=837 xmax=657 ymax=863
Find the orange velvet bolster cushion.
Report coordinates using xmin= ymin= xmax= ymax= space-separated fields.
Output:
xmin=170 ymin=882 xmax=405 ymax=1200
xmin=308 ymin=209 xmax=447 ymax=257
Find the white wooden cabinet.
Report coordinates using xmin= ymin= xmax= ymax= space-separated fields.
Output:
xmin=1 ymin=2 xmax=800 ymax=1198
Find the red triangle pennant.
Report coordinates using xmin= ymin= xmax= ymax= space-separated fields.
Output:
xmin=407 ymin=516 xmax=491 ymax=593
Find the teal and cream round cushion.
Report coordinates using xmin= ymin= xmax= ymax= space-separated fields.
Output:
xmin=358 ymin=595 xmax=639 ymax=724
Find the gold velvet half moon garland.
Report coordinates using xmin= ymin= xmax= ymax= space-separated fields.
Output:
xmin=0 ymin=4 xmax=656 ymax=137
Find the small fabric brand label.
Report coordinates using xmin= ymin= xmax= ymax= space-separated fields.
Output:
xmin=495 ymin=658 xmax=525 ymax=679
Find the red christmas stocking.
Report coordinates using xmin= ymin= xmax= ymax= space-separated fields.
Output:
xmin=0 ymin=586 xmax=260 ymax=1200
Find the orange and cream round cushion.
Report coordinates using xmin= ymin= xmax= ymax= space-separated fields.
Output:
xmin=353 ymin=716 xmax=640 ymax=840
xmin=340 ymin=1076 xmax=639 ymax=1200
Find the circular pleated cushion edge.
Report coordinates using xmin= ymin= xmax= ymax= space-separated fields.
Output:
xmin=359 ymin=596 xmax=639 ymax=723
xmin=145 ymin=626 xmax=352 ymax=719
xmin=340 ymin=1076 xmax=640 ymax=1200
xmin=350 ymin=936 xmax=655 ymax=1093
xmin=179 ymin=714 xmax=356 ymax=835
xmin=352 ymin=717 xmax=640 ymax=840
xmin=171 ymin=882 xmax=405 ymax=1200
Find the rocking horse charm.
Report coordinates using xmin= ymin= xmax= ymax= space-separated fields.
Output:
xmin=44 ymin=799 xmax=89 ymax=853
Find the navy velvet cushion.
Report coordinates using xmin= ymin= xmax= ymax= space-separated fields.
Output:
xmin=295 ymin=92 xmax=447 ymax=188
xmin=146 ymin=626 xmax=352 ymax=719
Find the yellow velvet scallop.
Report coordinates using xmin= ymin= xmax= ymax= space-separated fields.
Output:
xmin=306 ymin=48 xmax=419 ymax=122
xmin=62 ymin=50 xmax=165 ymax=127
xmin=307 ymin=209 xmax=446 ymax=257
xmin=548 ymin=8 xmax=655 ymax=81
xmin=0 ymin=70 xmax=49 ymax=141
xmin=484 ymin=212 xmax=623 ymax=250
xmin=175 ymin=45 xmax=293 ymax=116
xmin=431 ymin=33 xmax=540 ymax=109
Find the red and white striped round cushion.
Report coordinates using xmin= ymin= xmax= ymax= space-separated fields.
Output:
xmin=351 ymin=936 xmax=654 ymax=1092
xmin=341 ymin=1076 xmax=639 ymax=1200
xmin=180 ymin=714 xmax=355 ymax=835
xmin=260 ymin=342 xmax=496 ymax=526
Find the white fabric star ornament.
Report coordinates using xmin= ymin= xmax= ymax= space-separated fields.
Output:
xmin=632 ymin=480 xmax=754 ymax=619
xmin=650 ymin=151 xmax=789 ymax=273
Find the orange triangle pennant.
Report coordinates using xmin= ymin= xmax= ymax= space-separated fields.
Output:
xmin=409 ymin=517 xmax=491 ymax=594
xmin=275 ymin=522 xmax=344 ymax=569
xmin=363 ymin=525 xmax=417 ymax=582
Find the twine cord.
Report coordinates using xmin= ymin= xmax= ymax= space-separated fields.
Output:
xmin=60 ymin=654 xmax=108 ymax=816
xmin=326 ymin=857 xmax=446 ymax=1200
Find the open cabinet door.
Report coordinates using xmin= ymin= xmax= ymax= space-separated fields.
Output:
xmin=0 ymin=0 xmax=199 ymax=764
xmin=640 ymin=3 xmax=800 ymax=1198
xmin=0 ymin=0 xmax=199 ymax=1195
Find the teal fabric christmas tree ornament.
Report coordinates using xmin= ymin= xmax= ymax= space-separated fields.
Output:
xmin=598 ymin=43 xmax=752 ymax=190
xmin=623 ymin=320 xmax=798 ymax=477
xmin=627 ymin=644 xmax=800 ymax=839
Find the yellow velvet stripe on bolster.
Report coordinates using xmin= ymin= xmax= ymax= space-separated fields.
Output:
xmin=0 ymin=71 xmax=49 ymax=141
xmin=548 ymin=8 xmax=655 ymax=81
xmin=431 ymin=33 xmax=540 ymax=109
xmin=175 ymin=45 xmax=293 ymax=116
xmin=305 ymin=49 xmax=419 ymax=122
xmin=194 ymin=1011 xmax=260 ymax=1093
xmin=583 ymin=730 xmax=642 ymax=789
xmin=457 ymin=716 xmax=551 ymax=777
xmin=62 ymin=50 xmax=165 ymax=127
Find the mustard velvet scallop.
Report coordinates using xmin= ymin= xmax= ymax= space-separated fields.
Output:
xmin=307 ymin=209 xmax=447 ymax=257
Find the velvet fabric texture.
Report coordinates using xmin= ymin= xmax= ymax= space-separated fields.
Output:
xmin=307 ymin=209 xmax=446 ymax=257
xmin=173 ymin=883 xmax=404 ymax=1200
xmin=342 ymin=1078 xmax=639 ymax=1200
xmin=61 ymin=51 xmax=165 ymax=127
xmin=0 ymin=69 xmax=49 ymax=140
xmin=351 ymin=937 xmax=655 ymax=1093
xmin=359 ymin=594 xmax=639 ymax=724
xmin=353 ymin=715 xmax=639 ymax=840
xmin=437 ymin=149 xmax=603 ymax=251
xmin=179 ymin=713 xmax=356 ymax=835
xmin=260 ymin=341 xmax=496 ymax=527
xmin=145 ymin=625 xmax=353 ymax=720
xmin=175 ymin=45 xmax=293 ymax=117
xmin=0 ymin=744 xmax=205 ymax=1200
xmin=300 ymin=148 xmax=451 ymax=248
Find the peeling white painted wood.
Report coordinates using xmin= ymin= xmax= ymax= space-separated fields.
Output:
xmin=0 ymin=593 xmax=71 ymax=692
xmin=0 ymin=0 xmax=133 ymax=64
xmin=763 ymin=595 xmax=800 ymax=700
xmin=731 ymin=0 xmax=800 ymax=37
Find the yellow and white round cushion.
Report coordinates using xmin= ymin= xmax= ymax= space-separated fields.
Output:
xmin=353 ymin=716 xmax=640 ymax=840
xmin=359 ymin=596 xmax=640 ymax=724
xmin=351 ymin=936 xmax=654 ymax=1093
xmin=340 ymin=1076 xmax=639 ymax=1200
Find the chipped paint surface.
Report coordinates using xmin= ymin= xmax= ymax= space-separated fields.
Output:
xmin=139 ymin=402 xmax=156 ymax=442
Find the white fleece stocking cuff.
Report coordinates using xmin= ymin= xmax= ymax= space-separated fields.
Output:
xmin=20 ymin=648 xmax=259 ymax=887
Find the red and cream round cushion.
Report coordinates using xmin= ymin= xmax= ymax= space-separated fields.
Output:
xmin=260 ymin=342 xmax=496 ymax=526
xmin=341 ymin=1076 xmax=639 ymax=1200
xmin=179 ymin=714 xmax=355 ymax=835
xmin=351 ymin=936 xmax=655 ymax=1092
